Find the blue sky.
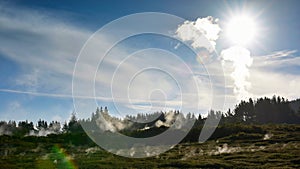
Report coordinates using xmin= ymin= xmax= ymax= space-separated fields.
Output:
xmin=0 ymin=0 xmax=300 ymax=123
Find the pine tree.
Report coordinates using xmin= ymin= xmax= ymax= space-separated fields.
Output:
xmin=62 ymin=121 xmax=69 ymax=132
xmin=37 ymin=119 xmax=48 ymax=130
xmin=68 ymin=112 xmax=78 ymax=132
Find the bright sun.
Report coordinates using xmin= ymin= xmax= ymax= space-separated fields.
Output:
xmin=226 ymin=15 xmax=257 ymax=45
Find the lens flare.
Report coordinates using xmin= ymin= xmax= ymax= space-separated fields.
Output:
xmin=51 ymin=144 xmax=77 ymax=169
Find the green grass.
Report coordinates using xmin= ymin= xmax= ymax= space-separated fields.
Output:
xmin=1 ymin=124 xmax=299 ymax=168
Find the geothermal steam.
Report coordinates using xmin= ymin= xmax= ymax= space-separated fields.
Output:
xmin=176 ymin=16 xmax=253 ymax=101
xmin=221 ymin=46 xmax=253 ymax=100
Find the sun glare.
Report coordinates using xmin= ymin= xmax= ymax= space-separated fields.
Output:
xmin=226 ymin=15 xmax=256 ymax=45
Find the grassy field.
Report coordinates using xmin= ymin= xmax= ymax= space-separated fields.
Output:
xmin=1 ymin=124 xmax=299 ymax=169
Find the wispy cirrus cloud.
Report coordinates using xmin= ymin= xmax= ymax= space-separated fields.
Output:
xmin=0 ymin=8 xmax=86 ymax=95
xmin=248 ymin=50 xmax=300 ymax=99
xmin=1 ymin=2 xmax=299 ymax=123
xmin=0 ymin=4 xmax=214 ymax=119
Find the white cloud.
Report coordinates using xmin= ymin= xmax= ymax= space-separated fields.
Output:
xmin=0 ymin=5 xmax=215 ymax=118
xmin=1 ymin=2 xmax=298 ymax=122
xmin=248 ymin=50 xmax=300 ymax=100
xmin=176 ymin=16 xmax=221 ymax=53
xmin=2 ymin=101 xmax=28 ymax=121
xmin=175 ymin=14 xmax=300 ymax=109
xmin=8 ymin=101 xmax=21 ymax=110
xmin=262 ymin=50 xmax=297 ymax=60
xmin=0 ymin=5 xmax=91 ymax=95
xmin=15 ymin=68 xmax=40 ymax=92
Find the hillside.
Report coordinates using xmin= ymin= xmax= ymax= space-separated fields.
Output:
xmin=1 ymin=96 xmax=300 ymax=168
xmin=0 ymin=124 xmax=299 ymax=169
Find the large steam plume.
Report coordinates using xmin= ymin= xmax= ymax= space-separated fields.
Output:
xmin=221 ymin=46 xmax=253 ymax=101
xmin=176 ymin=16 xmax=253 ymax=101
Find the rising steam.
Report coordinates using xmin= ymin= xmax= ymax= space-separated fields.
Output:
xmin=96 ymin=111 xmax=128 ymax=132
xmin=176 ymin=16 xmax=254 ymax=101
xmin=221 ymin=46 xmax=253 ymax=100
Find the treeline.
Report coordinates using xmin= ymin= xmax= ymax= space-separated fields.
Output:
xmin=222 ymin=96 xmax=300 ymax=124
xmin=0 ymin=115 xmax=83 ymax=137
xmin=0 ymin=96 xmax=299 ymax=137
